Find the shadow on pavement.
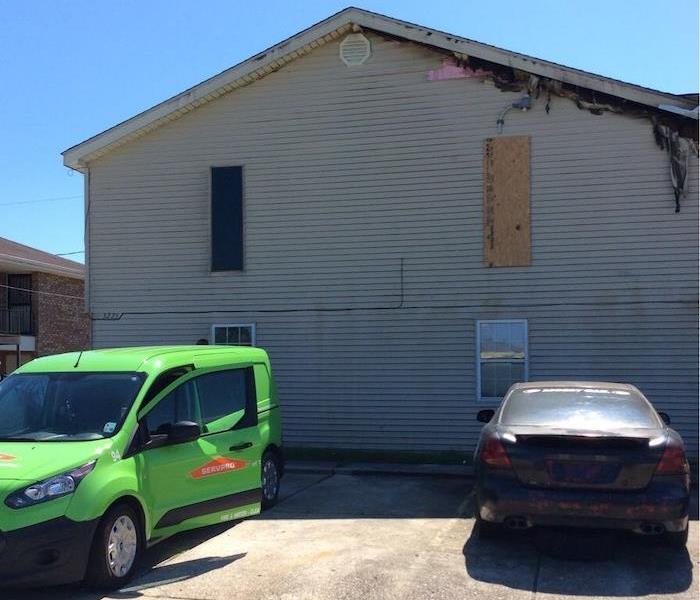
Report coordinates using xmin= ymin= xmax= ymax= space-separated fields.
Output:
xmin=259 ymin=473 xmax=473 ymax=519
xmin=112 ymin=553 xmax=245 ymax=598
xmin=3 ymin=522 xmax=244 ymax=600
xmin=463 ymin=523 xmax=693 ymax=596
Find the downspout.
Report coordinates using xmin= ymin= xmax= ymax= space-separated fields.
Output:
xmin=83 ymin=165 xmax=93 ymax=347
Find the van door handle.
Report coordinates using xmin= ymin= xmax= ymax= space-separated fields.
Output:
xmin=229 ymin=442 xmax=253 ymax=451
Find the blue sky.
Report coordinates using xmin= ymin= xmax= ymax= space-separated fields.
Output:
xmin=2 ymin=0 xmax=697 ymax=261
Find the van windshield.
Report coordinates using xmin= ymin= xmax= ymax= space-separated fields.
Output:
xmin=0 ymin=372 xmax=145 ymax=441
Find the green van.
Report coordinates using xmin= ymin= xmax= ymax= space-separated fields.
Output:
xmin=0 ymin=345 xmax=283 ymax=588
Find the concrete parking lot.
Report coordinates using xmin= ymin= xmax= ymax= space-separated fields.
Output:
xmin=12 ymin=472 xmax=698 ymax=600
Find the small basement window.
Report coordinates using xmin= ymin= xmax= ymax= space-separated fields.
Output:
xmin=211 ymin=324 xmax=256 ymax=346
xmin=477 ymin=320 xmax=528 ymax=401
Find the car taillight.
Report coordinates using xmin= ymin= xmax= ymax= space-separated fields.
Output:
xmin=481 ymin=435 xmax=512 ymax=469
xmin=655 ymin=442 xmax=689 ymax=475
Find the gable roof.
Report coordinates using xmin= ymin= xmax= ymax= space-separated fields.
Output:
xmin=0 ymin=237 xmax=85 ymax=279
xmin=63 ymin=6 xmax=697 ymax=171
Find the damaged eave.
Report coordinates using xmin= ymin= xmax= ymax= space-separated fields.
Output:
xmin=62 ymin=6 xmax=696 ymax=170
xmin=349 ymin=8 xmax=695 ymax=111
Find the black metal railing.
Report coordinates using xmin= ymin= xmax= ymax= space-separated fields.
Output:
xmin=0 ymin=306 xmax=33 ymax=335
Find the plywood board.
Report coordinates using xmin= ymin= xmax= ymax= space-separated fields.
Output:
xmin=483 ymin=136 xmax=531 ymax=267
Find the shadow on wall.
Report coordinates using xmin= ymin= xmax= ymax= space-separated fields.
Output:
xmin=463 ymin=523 xmax=694 ymax=596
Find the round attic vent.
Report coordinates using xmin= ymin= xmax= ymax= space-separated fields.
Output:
xmin=340 ymin=33 xmax=371 ymax=66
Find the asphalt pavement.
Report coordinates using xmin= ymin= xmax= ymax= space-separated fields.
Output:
xmin=9 ymin=471 xmax=698 ymax=600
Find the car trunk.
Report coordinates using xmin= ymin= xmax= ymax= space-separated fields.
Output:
xmin=502 ymin=427 xmax=664 ymax=491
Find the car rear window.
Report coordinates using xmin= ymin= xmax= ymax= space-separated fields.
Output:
xmin=501 ymin=386 xmax=660 ymax=431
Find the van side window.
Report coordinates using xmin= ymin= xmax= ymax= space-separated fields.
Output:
xmin=140 ymin=365 xmax=194 ymax=409
xmin=144 ymin=380 xmax=198 ymax=436
xmin=195 ymin=368 xmax=257 ymax=431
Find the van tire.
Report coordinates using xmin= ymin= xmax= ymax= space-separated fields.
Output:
xmin=85 ymin=503 xmax=143 ymax=589
xmin=261 ymin=450 xmax=281 ymax=510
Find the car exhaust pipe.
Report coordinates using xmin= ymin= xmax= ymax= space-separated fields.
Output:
xmin=639 ymin=522 xmax=665 ymax=535
xmin=504 ymin=516 xmax=529 ymax=530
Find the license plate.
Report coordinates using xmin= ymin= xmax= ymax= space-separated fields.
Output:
xmin=545 ymin=460 xmax=618 ymax=484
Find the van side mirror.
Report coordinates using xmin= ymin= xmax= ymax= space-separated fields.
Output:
xmin=168 ymin=421 xmax=201 ymax=444
xmin=477 ymin=409 xmax=495 ymax=423
xmin=658 ymin=412 xmax=671 ymax=425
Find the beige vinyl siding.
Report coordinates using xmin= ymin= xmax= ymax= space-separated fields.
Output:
xmin=86 ymin=32 xmax=699 ymax=454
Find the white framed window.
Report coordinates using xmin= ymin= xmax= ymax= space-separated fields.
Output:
xmin=210 ymin=324 xmax=256 ymax=346
xmin=476 ymin=319 xmax=528 ymax=401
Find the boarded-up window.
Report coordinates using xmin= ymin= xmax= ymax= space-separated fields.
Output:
xmin=211 ymin=166 xmax=244 ymax=271
xmin=483 ymin=136 xmax=531 ymax=267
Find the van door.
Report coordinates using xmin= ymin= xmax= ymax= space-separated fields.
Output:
xmin=190 ymin=368 xmax=262 ymax=518
xmin=136 ymin=366 xmax=261 ymax=534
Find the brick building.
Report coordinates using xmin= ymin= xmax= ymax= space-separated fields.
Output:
xmin=0 ymin=237 xmax=89 ymax=375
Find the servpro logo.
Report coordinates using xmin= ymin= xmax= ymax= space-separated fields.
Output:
xmin=0 ymin=454 xmax=15 ymax=461
xmin=190 ymin=457 xmax=248 ymax=479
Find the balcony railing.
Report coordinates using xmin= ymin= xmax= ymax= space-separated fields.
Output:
xmin=0 ymin=306 xmax=33 ymax=335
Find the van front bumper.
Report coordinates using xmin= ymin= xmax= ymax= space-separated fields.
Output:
xmin=0 ymin=516 xmax=98 ymax=587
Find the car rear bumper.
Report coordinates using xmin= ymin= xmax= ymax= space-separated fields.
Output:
xmin=476 ymin=474 xmax=690 ymax=533
xmin=0 ymin=516 xmax=98 ymax=587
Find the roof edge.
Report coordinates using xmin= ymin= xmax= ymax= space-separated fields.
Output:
xmin=62 ymin=7 xmax=358 ymax=170
xmin=63 ymin=6 xmax=697 ymax=170
xmin=0 ymin=253 xmax=85 ymax=279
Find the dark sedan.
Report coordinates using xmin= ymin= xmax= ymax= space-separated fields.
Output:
xmin=473 ymin=381 xmax=690 ymax=546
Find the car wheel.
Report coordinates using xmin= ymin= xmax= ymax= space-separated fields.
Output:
xmin=664 ymin=525 xmax=689 ymax=548
xmin=475 ymin=513 xmax=500 ymax=539
xmin=85 ymin=503 xmax=143 ymax=589
xmin=261 ymin=450 xmax=281 ymax=510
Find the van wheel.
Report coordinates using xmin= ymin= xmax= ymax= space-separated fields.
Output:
xmin=261 ymin=451 xmax=281 ymax=509
xmin=85 ymin=503 xmax=143 ymax=589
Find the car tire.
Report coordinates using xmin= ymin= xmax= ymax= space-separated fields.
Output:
xmin=85 ymin=503 xmax=143 ymax=589
xmin=664 ymin=525 xmax=688 ymax=549
xmin=475 ymin=513 xmax=500 ymax=539
xmin=261 ymin=450 xmax=281 ymax=510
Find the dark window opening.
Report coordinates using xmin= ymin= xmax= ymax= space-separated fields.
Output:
xmin=4 ymin=274 xmax=33 ymax=334
xmin=211 ymin=166 xmax=244 ymax=271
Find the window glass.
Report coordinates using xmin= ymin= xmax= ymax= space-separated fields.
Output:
xmin=480 ymin=322 xmax=526 ymax=359
xmin=145 ymin=380 xmax=197 ymax=436
xmin=195 ymin=370 xmax=248 ymax=425
xmin=480 ymin=362 xmax=525 ymax=399
xmin=478 ymin=320 xmax=527 ymax=400
xmin=211 ymin=325 xmax=254 ymax=346
xmin=141 ymin=366 xmax=193 ymax=406
xmin=239 ymin=326 xmax=252 ymax=345
xmin=502 ymin=387 xmax=659 ymax=430
xmin=214 ymin=327 xmax=227 ymax=344
xmin=0 ymin=372 xmax=144 ymax=440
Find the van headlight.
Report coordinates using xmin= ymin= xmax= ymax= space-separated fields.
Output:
xmin=5 ymin=461 xmax=96 ymax=509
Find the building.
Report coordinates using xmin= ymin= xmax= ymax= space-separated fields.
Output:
xmin=0 ymin=237 xmax=90 ymax=375
xmin=62 ymin=8 xmax=699 ymax=456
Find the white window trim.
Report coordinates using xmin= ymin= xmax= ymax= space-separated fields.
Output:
xmin=210 ymin=323 xmax=256 ymax=346
xmin=476 ymin=319 xmax=528 ymax=402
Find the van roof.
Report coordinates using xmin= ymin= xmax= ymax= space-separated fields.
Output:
xmin=15 ymin=345 xmax=269 ymax=374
